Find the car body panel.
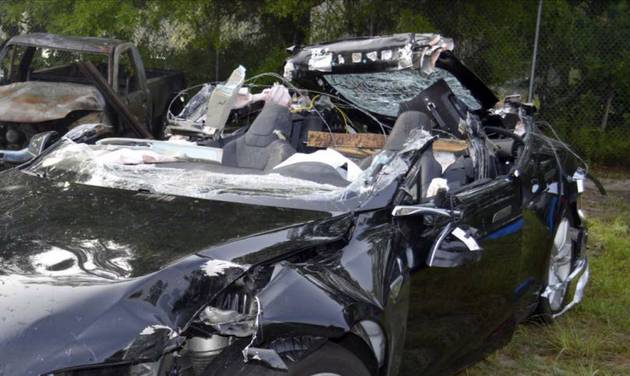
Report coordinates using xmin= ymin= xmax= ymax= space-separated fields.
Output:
xmin=0 ymin=81 xmax=106 ymax=123
xmin=0 ymin=33 xmax=591 ymax=376
xmin=0 ymin=169 xmax=346 ymax=375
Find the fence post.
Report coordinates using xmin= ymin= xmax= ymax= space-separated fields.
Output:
xmin=528 ymin=0 xmax=543 ymax=103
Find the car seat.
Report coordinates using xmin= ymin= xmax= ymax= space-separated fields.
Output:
xmin=222 ymin=103 xmax=296 ymax=170
xmin=360 ymin=111 xmax=433 ymax=169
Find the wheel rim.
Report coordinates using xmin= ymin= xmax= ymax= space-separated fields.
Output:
xmin=547 ymin=217 xmax=574 ymax=311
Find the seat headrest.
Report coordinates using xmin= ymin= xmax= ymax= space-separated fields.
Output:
xmin=244 ymin=103 xmax=292 ymax=147
xmin=384 ymin=111 xmax=433 ymax=151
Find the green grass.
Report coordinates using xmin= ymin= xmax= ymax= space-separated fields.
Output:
xmin=462 ymin=188 xmax=630 ymax=375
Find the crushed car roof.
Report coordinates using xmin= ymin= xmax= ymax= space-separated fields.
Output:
xmin=6 ymin=33 xmax=124 ymax=54
xmin=285 ymin=33 xmax=454 ymax=77
xmin=286 ymin=32 xmax=498 ymax=111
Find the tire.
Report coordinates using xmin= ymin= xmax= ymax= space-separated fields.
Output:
xmin=535 ymin=209 xmax=578 ymax=323
xmin=202 ymin=341 xmax=371 ymax=376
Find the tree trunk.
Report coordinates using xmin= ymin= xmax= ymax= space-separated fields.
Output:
xmin=600 ymin=92 xmax=614 ymax=131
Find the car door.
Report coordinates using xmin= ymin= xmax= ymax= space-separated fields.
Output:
xmin=397 ymin=173 xmax=523 ymax=374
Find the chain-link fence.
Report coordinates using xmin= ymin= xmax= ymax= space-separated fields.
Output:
xmin=417 ymin=0 xmax=630 ymax=166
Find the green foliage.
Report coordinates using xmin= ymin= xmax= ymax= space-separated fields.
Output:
xmin=0 ymin=0 xmax=626 ymax=165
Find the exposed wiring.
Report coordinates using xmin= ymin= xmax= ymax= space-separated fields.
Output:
xmin=246 ymin=72 xmax=308 ymax=102
xmin=335 ymin=106 xmax=349 ymax=130
xmin=533 ymin=132 xmax=565 ymax=197
xmin=167 ymin=83 xmax=208 ymax=124
xmin=536 ymin=120 xmax=589 ymax=174
xmin=246 ymin=72 xmax=388 ymax=135
xmin=170 ymin=71 xmax=386 ymax=150
xmin=313 ymin=106 xmax=338 ymax=148
xmin=307 ymin=94 xmax=320 ymax=111
xmin=246 ymin=73 xmax=342 ymax=145
xmin=297 ymin=87 xmax=389 ymax=136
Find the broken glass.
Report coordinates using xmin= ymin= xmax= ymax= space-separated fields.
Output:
xmin=324 ymin=68 xmax=481 ymax=117
xmin=25 ymin=129 xmax=434 ymax=211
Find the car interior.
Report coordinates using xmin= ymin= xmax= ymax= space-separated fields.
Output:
xmin=88 ymin=73 xmax=527 ymax=203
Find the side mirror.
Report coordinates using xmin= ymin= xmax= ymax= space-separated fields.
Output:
xmin=28 ymin=131 xmax=58 ymax=157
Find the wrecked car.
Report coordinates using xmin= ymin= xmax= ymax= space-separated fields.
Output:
xmin=0 ymin=33 xmax=185 ymax=164
xmin=0 ymin=33 xmax=596 ymax=375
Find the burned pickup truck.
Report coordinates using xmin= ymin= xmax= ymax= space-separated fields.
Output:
xmin=0 ymin=33 xmax=185 ymax=163
xmin=0 ymin=34 xmax=598 ymax=376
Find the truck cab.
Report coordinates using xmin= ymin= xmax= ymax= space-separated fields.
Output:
xmin=0 ymin=33 xmax=184 ymax=162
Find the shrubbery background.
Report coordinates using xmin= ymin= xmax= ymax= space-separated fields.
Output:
xmin=1 ymin=0 xmax=627 ymax=165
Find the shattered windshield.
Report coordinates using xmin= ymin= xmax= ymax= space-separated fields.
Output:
xmin=324 ymin=68 xmax=481 ymax=117
xmin=23 ymin=130 xmax=433 ymax=212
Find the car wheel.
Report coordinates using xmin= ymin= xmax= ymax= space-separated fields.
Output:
xmin=202 ymin=341 xmax=371 ymax=376
xmin=535 ymin=211 xmax=577 ymax=322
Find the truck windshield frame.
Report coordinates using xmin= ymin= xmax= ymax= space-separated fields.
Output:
xmin=0 ymin=44 xmax=112 ymax=85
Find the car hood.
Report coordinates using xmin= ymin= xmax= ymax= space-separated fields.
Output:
xmin=0 ymin=170 xmax=347 ymax=375
xmin=0 ymin=81 xmax=105 ymax=123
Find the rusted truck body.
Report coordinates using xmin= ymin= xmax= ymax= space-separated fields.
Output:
xmin=0 ymin=33 xmax=185 ymax=162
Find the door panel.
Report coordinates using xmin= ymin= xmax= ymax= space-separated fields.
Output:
xmin=400 ymin=177 xmax=523 ymax=375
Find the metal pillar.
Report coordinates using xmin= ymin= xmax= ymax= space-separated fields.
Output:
xmin=528 ymin=0 xmax=543 ymax=103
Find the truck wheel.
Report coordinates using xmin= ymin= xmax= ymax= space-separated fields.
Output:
xmin=202 ymin=342 xmax=371 ymax=376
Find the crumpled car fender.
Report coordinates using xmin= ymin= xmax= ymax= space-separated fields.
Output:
xmin=1 ymin=255 xmax=247 ymax=375
xmin=230 ymin=210 xmax=407 ymax=372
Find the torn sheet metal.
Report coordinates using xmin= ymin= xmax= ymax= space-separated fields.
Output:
xmin=283 ymin=59 xmax=296 ymax=81
xmin=0 ymin=252 xmax=237 ymax=375
xmin=28 ymin=140 xmax=343 ymax=201
xmin=397 ymin=43 xmax=414 ymax=70
xmin=285 ymin=33 xmax=454 ymax=79
xmin=308 ymin=48 xmax=333 ymax=72
xmin=0 ymin=81 xmax=105 ymax=123
xmin=451 ymin=227 xmax=481 ymax=251
xmin=243 ymin=347 xmax=288 ymax=370
xmin=416 ymin=33 xmax=455 ymax=74
xmin=550 ymin=259 xmax=589 ymax=318
xmin=200 ymin=306 xmax=257 ymax=337
xmin=26 ymin=128 xmax=432 ymax=212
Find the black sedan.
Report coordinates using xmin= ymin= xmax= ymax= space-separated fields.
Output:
xmin=0 ymin=33 xmax=594 ymax=376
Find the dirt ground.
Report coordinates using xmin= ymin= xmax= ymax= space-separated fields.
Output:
xmin=584 ymin=177 xmax=630 ymax=217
